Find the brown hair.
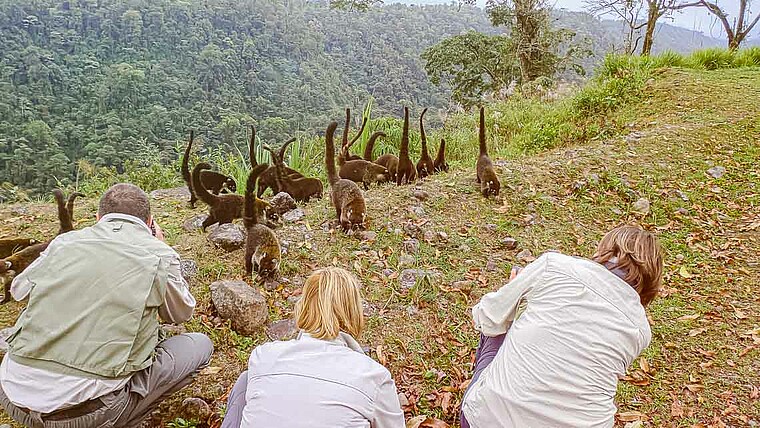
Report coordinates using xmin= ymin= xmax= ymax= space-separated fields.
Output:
xmin=295 ymin=267 xmax=365 ymax=340
xmin=593 ymin=226 xmax=663 ymax=307
xmin=98 ymin=183 xmax=151 ymax=224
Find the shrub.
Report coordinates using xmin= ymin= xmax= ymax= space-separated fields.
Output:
xmin=687 ymin=48 xmax=735 ymax=70
xmin=732 ymin=46 xmax=760 ymax=67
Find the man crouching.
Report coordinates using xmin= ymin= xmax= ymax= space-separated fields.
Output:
xmin=0 ymin=183 xmax=213 ymax=427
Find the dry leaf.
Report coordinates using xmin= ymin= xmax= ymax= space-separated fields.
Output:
xmin=618 ymin=410 xmax=648 ymax=422
xmin=689 ymin=328 xmax=708 ymax=337
xmin=679 ymin=266 xmax=694 ymax=278
xmin=406 ymin=417 xmax=449 ymax=428
xmin=376 ymin=345 xmax=387 ymax=365
xmin=685 ymin=384 xmax=704 ymax=393
xmin=671 ymin=398 xmax=685 ymax=417
xmin=639 ymin=357 xmax=652 ymax=374
xmin=200 ymin=366 xmax=223 ymax=375
xmin=677 ymin=314 xmax=701 ymax=321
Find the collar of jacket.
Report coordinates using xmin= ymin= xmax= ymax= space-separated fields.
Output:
xmin=297 ymin=331 xmax=365 ymax=354
xmin=99 ymin=213 xmax=151 ymax=234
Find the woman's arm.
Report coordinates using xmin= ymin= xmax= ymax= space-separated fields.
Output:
xmin=472 ymin=254 xmax=548 ymax=336
xmin=371 ymin=375 xmax=405 ymax=428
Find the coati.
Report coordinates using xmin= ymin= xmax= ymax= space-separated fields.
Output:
xmin=192 ymin=162 xmax=245 ymax=231
xmin=182 ymin=131 xmax=237 ymax=207
xmin=244 ymin=164 xmax=281 ymax=280
xmin=1 ymin=189 xmax=83 ymax=303
xmin=475 ymin=107 xmax=501 ymax=198
xmin=339 ymin=108 xmax=368 ymax=164
xmin=416 ymin=108 xmax=435 ymax=179
xmin=53 ymin=189 xmax=84 ymax=235
xmin=433 ymin=138 xmax=449 ymax=173
xmin=325 ymin=121 xmax=367 ymax=231
xmin=363 ymin=131 xmax=398 ymax=182
xmin=0 ymin=238 xmax=39 ymax=259
xmin=339 ymin=159 xmax=389 ymax=190
xmin=263 ymin=141 xmax=323 ymax=202
xmin=250 ymin=126 xmax=304 ymax=197
xmin=396 ymin=107 xmax=417 ymax=185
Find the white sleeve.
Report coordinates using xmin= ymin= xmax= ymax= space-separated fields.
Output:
xmin=472 ymin=254 xmax=548 ymax=337
xmin=10 ymin=242 xmax=55 ymax=301
xmin=371 ymin=375 xmax=405 ymax=428
xmin=158 ymin=255 xmax=196 ymax=324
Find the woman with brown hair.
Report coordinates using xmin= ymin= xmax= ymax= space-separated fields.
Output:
xmin=221 ymin=267 xmax=404 ymax=428
xmin=460 ymin=225 xmax=663 ymax=428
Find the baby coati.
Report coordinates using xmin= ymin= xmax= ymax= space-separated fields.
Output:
xmin=182 ymin=131 xmax=237 ymax=207
xmin=416 ymin=108 xmax=435 ymax=179
xmin=263 ymin=141 xmax=323 ymax=202
xmin=363 ymin=131 xmax=398 ymax=183
xmin=250 ymin=126 xmax=304 ymax=197
xmin=475 ymin=107 xmax=501 ymax=198
xmin=0 ymin=238 xmax=39 ymax=259
xmin=325 ymin=121 xmax=367 ymax=231
xmin=433 ymin=138 xmax=449 ymax=173
xmin=1 ymin=189 xmax=83 ymax=303
xmin=396 ymin=107 xmax=417 ymax=185
xmin=244 ymin=164 xmax=281 ymax=280
xmin=339 ymin=108 xmax=368 ymax=164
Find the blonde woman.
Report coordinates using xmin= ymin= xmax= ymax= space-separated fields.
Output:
xmin=221 ymin=267 xmax=404 ymax=428
xmin=460 ymin=226 xmax=663 ymax=428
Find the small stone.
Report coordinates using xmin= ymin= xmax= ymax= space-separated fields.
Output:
xmin=632 ymin=198 xmax=651 ymax=216
xmin=270 ymin=192 xmax=297 ymax=215
xmin=382 ymin=269 xmax=395 ymax=277
xmin=436 ymin=231 xmax=448 ymax=241
xmin=486 ymin=224 xmax=498 ymax=231
xmin=266 ymin=319 xmax=298 ymax=341
xmin=521 ymin=214 xmax=536 ymax=226
xmin=423 ymin=230 xmax=436 ymax=242
xmin=501 ymin=237 xmax=518 ymax=250
xmin=150 ymin=186 xmax=191 ymax=200
xmin=494 ymin=159 xmax=509 ymax=167
xmin=486 ymin=260 xmax=498 ymax=272
xmin=10 ymin=207 xmax=29 ymax=216
xmin=611 ymin=208 xmax=624 ymax=216
xmin=180 ymin=259 xmax=198 ymax=282
xmin=359 ymin=231 xmax=378 ymax=242
xmin=412 ymin=190 xmax=430 ymax=201
xmin=263 ymin=278 xmax=280 ymax=292
xmin=399 ymin=254 xmax=416 ymax=267
xmin=393 ymin=228 xmax=403 ymax=235
xmin=572 ymin=181 xmax=586 ymax=192
xmin=399 ymin=269 xmax=440 ymax=289
xmin=402 ymin=239 xmax=420 ymax=254
xmin=674 ymin=207 xmax=690 ymax=216
xmin=406 ymin=306 xmax=420 ymax=317
xmin=706 ymin=165 xmax=727 ymax=179
xmin=409 ymin=206 xmax=425 ymax=217
xmin=452 ymin=280 xmax=474 ymax=293
xmin=363 ymin=301 xmax=378 ymax=317
xmin=181 ymin=398 xmax=212 ymax=421
xmin=207 ymin=223 xmax=247 ymax=252
xmin=588 ymin=173 xmax=600 ymax=185
xmin=625 ymin=131 xmax=644 ymax=143
xmin=398 ymin=393 xmax=410 ymax=407
xmin=282 ymin=208 xmax=305 ymax=222
xmin=287 ymin=295 xmax=302 ymax=305
xmin=210 ymin=280 xmax=268 ymax=335
xmin=459 ymin=244 xmax=471 ymax=252
xmin=183 ymin=214 xmax=209 ymax=232
xmin=403 ymin=223 xmax=421 ymax=237
xmin=674 ymin=189 xmax=690 ymax=202
xmin=516 ymin=249 xmax=535 ymax=264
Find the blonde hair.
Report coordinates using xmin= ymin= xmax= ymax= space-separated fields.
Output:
xmin=593 ymin=226 xmax=664 ymax=307
xmin=295 ymin=267 xmax=365 ymax=340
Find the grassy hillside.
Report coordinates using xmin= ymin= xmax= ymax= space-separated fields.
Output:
xmin=1 ymin=67 xmax=758 ymax=426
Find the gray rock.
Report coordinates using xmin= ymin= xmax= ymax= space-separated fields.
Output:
xmin=486 ymin=223 xmax=498 ymax=231
xmin=625 ymin=131 xmax=644 ymax=143
xmin=359 ymin=231 xmax=378 ymax=242
xmin=286 ymin=295 xmax=302 ymax=306
xmin=270 ymin=192 xmax=297 ymax=215
xmin=406 ymin=306 xmax=420 ymax=316
xmin=516 ymin=249 xmax=535 ymax=264
xmin=611 ymin=207 xmax=624 ymax=216
xmin=150 ymin=186 xmax=191 ymax=200
xmin=363 ymin=301 xmax=378 ymax=317
xmin=382 ymin=269 xmax=395 ymax=277
xmin=399 ymin=254 xmax=416 ymax=267
xmin=436 ymin=231 xmax=449 ymax=242
xmin=403 ymin=223 xmax=421 ymax=237
xmin=183 ymin=214 xmax=209 ymax=232
xmin=180 ymin=259 xmax=198 ymax=282
xmin=398 ymin=393 xmax=410 ymax=407
xmin=282 ymin=208 xmax=305 ymax=222
xmin=486 ymin=259 xmax=498 ymax=272
xmin=10 ymin=207 xmax=29 ymax=216
xmin=632 ymin=198 xmax=651 ymax=216
xmin=423 ymin=230 xmax=436 ymax=242
xmin=673 ymin=189 xmax=690 ymax=202
xmin=266 ymin=319 xmax=298 ymax=341
xmin=403 ymin=239 xmax=420 ymax=254
xmin=588 ymin=173 xmax=600 ymax=185
xmin=181 ymin=398 xmax=212 ymax=422
xmin=207 ymin=223 xmax=247 ymax=252
xmin=412 ymin=190 xmax=430 ymax=201
xmin=210 ymin=281 xmax=268 ymax=335
xmin=706 ymin=166 xmax=726 ymax=179
xmin=572 ymin=181 xmax=586 ymax=192
xmin=263 ymin=278 xmax=281 ymax=292
xmin=674 ymin=207 xmax=690 ymax=216
xmin=409 ymin=206 xmax=426 ymax=217
xmin=501 ymin=237 xmax=519 ymax=250
xmin=399 ymin=269 xmax=440 ymax=289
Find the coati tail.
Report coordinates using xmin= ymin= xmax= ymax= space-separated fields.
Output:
xmin=249 ymin=125 xmax=257 ymax=168
xmin=245 ymin=164 xmax=269 ymax=227
xmin=182 ymin=131 xmax=194 ymax=188
xmin=342 ymin=108 xmax=351 ymax=148
xmin=325 ymin=121 xmax=340 ymax=185
xmin=65 ymin=192 xmax=84 ymax=231
xmin=400 ymin=107 xmax=410 ymax=157
xmin=191 ymin=162 xmax=218 ymax=207
xmin=363 ymin=131 xmax=386 ymax=161
xmin=419 ymin=107 xmax=429 ymax=153
xmin=277 ymin=137 xmax=297 ymax=163
xmin=479 ymin=106 xmax=488 ymax=156
xmin=347 ymin=117 xmax=368 ymax=150
xmin=52 ymin=189 xmax=72 ymax=234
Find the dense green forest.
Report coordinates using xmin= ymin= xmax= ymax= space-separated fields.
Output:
xmin=0 ymin=0 xmax=741 ymax=194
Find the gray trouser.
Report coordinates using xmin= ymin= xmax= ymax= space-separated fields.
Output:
xmin=0 ymin=333 xmax=213 ymax=428
xmin=220 ymin=371 xmax=248 ymax=428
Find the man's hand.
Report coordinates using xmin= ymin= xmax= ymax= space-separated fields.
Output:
xmin=509 ymin=265 xmax=523 ymax=282
xmin=152 ymin=220 xmax=165 ymax=241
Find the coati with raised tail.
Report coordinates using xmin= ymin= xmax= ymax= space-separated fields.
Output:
xmin=433 ymin=138 xmax=449 ymax=173
xmin=396 ymin=107 xmax=417 ymax=185
xmin=325 ymin=121 xmax=367 ymax=231
xmin=0 ymin=239 xmax=39 ymax=259
xmin=475 ymin=107 xmax=501 ymax=198
xmin=250 ymin=126 xmax=304 ymax=197
xmin=339 ymin=108 xmax=368 ymax=164
xmin=263 ymin=141 xmax=323 ymax=202
xmin=339 ymin=159 xmax=389 ymax=190
xmin=363 ymin=131 xmax=398 ymax=182
xmin=244 ymin=164 xmax=281 ymax=280
xmin=416 ymin=108 xmax=435 ymax=179
xmin=1 ymin=189 xmax=83 ymax=303
xmin=192 ymin=162 xmax=245 ymax=231
xmin=182 ymin=131 xmax=237 ymax=207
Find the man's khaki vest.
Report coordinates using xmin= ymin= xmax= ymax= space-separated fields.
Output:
xmin=8 ymin=218 xmax=169 ymax=379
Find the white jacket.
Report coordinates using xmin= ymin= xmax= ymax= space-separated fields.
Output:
xmin=462 ymin=252 xmax=651 ymax=428
xmin=241 ymin=332 xmax=405 ymax=428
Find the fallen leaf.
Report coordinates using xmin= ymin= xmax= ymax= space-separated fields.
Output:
xmin=618 ymin=410 xmax=648 ymax=422
xmin=406 ymin=417 xmax=449 ymax=428
xmin=200 ymin=366 xmax=222 ymax=375
xmin=639 ymin=357 xmax=652 ymax=374
xmin=679 ymin=266 xmax=694 ymax=278
xmin=750 ymin=385 xmax=759 ymax=400
xmin=376 ymin=345 xmax=387 ymax=366
xmin=677 ymin=314 xmax=701 ymax=321
xmin=685 ymin=383 xmax=704 ymax=393
xmin=671 ymin=398 xmax=685 ymax=417
xmin=689 ymin=328 xmax=708 ymax=337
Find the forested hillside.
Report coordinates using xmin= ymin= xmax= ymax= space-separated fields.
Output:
xmin=0 ymin=0 xmax=736 ymax=194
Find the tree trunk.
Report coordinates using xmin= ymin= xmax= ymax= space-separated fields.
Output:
xmin=641 ymin=3 xmax=659 ymax=56
xmin=728 ymin=34 xmax=739 ymax=51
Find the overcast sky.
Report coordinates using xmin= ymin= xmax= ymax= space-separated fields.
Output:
xmin=392 ymin=0 xmax=759 ymax=39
